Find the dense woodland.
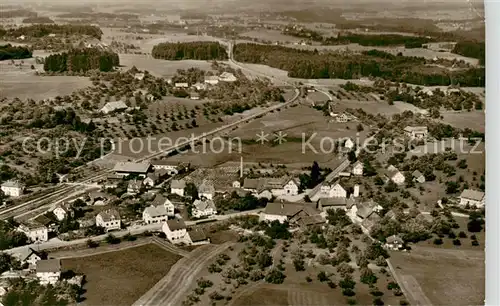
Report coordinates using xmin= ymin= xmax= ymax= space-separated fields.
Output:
xmin=0 ymin=9 xmax=37 ymax=18
xmin=152 ymin=42 xmax=228 ymax=60
xmin=452 ymin=40 xmax=485 ymax=66
xmin=0 ymin=44 xmax=32 ymax=61
xmin=44 ymin=48 xmax=119 ymax=72
xmin=284 ymin=27 xmax=433 ymax=48
xmin=22 ymin=16 xmax=55 ymax=24
xmin=233 ymin=43 xmax=485 ymax=87
xmin=0 ymin=24 xmax=102 ymax=40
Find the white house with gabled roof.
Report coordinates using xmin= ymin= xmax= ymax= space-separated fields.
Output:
xmin=352 ymin=161 xmax=364 ymax=176
xmin=459 ymin=189 xmax=485 ymax=208
xmin=192 ymin=199 xmax=217 ymax=218
xmin=1 ymin=180 xmax=25 ymax=197
xmin=96 ymin=209 xmax=121 ymax=232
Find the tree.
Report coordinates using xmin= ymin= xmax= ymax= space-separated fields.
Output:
xmin=310 ymin=161 xmax=321 ymax=186
xmin=265 ymin=221 xmax=291 ymax=240
xmin=356 ymin=124 xmax=364 ymax=132
xmin=256 ymin=252 xmax=273 ymax=269
xmin=360 ymin=267 xmax=377 ymax=285
xmin=265 ymin=269 xmax=286 ymax=284
xmin=185 ymin=183 xmax=198 ymax=200
xmin=467 ymin=211 xmax=484 ymax=232
xmin=86 ymin=239 xmax=99 ymax=248
xmin=317 ymin=271 xmax=329 ymax=282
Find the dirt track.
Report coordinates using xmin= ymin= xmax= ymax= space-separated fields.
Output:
xmin=132 ymin=242 xmax=234 ymax=306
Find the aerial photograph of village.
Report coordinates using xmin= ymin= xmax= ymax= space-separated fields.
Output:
xmin=0 ymin=0 xmax=486 ymax=305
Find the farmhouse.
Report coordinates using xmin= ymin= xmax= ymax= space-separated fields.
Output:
xmin=143 ymin=173 xmax=160 ymax=188
xmin=1 ymin=180 xmax=25 ymax=197
xmin=100 ymin=101 xmax=128 ymax=114
xmin=52 ymin=203 xmax=73 ymax=221
xmin=192 ymin=199 xmax=217 ymax=219
xmin=96 ymin=209 xmax=121 ymax=232
xmin=175 ymin=82 xmax=189 ymax=88
xmin=459 ymin=189 xmax=485 ymax=208
xmin=187 ymin=228 xmax=210 ymax=245
xmin=134 ymin=73 xmax=145 ymax=80
xmin=385 ymin=165 xmax=405 ymax=185
xmin=150 ymin=159 xmax=181 ymax=175
xmin=170 ymin=179 xmax=186 ymax=197
xmin=198 ymin=180 xmax=215 ymax=200
xmin=193 ymin=82 xmax=207 ymax=90
xmin=412 ymin=170 xmax=426 ymax=183
xmin=242 ymin=177 xmax=299 ymax=197
xmin=151 ymin=195 xmax=175 ymax=216
xmin=36 ymin=259 xmax=61 ymax=285
xmin=309 ymin=181 xmax=352 ymax=202
xmin=262 ymin=202 xmax=319 ymax=224
xmin=162 ymin=217 xmax=189 ymax=244
xmin=317 ymin=197 xmax=355 ymax=212
xmin=143 ymin=205 xmax=169 ymax=224
xmin=384 ymin=235 xmax=404 ymax=251
xmin=219 ymin=72 xmax=237 ymax=82
xmin=403 ymin=126 xmax=428 ymax=139
xmin=352 ymin=161 xmax=364 ymax=176
xmin=17 ymin=248 xmax=42 ymax=268
xmin=18 ymin=221 xmax=48 ymax=243
xmin=204 ymin=75 xmax=219 ymax=85
xmin=113 ymin=162 xmax=151 ymax=177
xmin=127 ymin=179 xmax=144 ymax=195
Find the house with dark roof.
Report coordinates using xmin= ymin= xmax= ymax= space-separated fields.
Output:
xmin=188 ymin=228 xmax=210 ymax=245
xmin=162 ymin=217 xmax=189 ymax=244
xmin=262 ymin=202 xmax=319 ymax=224
xmin=317 ymin=197 xmax=355 ymax=212
xmin=412 ymin=170 xmax=426 ymax=183
xmin=96 ymin=209 xmax=121 ymax=232
xmin=192 ymin=199 xmax=217 ymax=219
xmin=384 ymin=235 xmax=404 ymax=251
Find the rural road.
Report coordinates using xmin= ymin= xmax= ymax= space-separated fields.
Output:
xmin=133 ymin=242 xmax=234 ymax=306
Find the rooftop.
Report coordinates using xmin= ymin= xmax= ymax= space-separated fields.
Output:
xmin=166 ymin=217 xmax=186 ymax=231
xmin=193 ymin=199 xmax=216 ymax=211
xmin=144 ymin=205 xmax=168 ymax=218
xmin=404 ymin=126 xmax=428 ymax=132
xmin=36 ymin=259 xmax=61 ymax=273
xmin=171 ymin=179 xmax=186 ymax=189
xmin=1 ymin=180 xmax=24 ymax=188
xmin=113 ymin=162 xmax=151 ymax=174
xmin=460 ymin=189 xmax=485 ymax=201
xmin=98 ymin=209 xmax=120 ymax=222
xmin=264 ymin=202 xmax=317 ymax=217
xmin=188 ymin=228 xmax=207 ymax=242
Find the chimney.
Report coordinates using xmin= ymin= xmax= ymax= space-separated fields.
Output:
xmin=354 ymin=185 xmax=360 ymax=198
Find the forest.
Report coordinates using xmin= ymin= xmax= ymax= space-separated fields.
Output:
xmin=233 ymin=43 xmax=485 ymax=87
xmin=452 ymin=40 xmax=485 ymax=66
xmin=0 ymin=44 xmax=32 ymax=61
xmin=152 ymin=41 xmax=228 ymax=60
xmin=22 ymin=16 xmax=55 ymax=24
xmin=44 ymin=48 xmax=119 ymax=72
xmin=284 ymin=27 xmax=432 ymax=48
xmin=0 ymin=9 xmax=36 ymax=18
xmin=0 ymin=24 xmax=102 ymax=40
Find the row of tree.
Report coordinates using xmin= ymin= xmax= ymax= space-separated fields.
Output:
xmin=233 ymin=43 xmax=485 ymax=87
xmin=22 ymin=16 xmax=55 ymax=24
xmin=151 ymin=42 xmax=228 ymax=61
xmin=0 ymin=44 xmax=32 ymax=61
xmin=0 ymin=24 xmax=103 ymax=39
xmin=43 ymin=48 xmax=119 ymax=72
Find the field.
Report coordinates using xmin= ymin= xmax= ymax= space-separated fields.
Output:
xmin=389 ymin=245 xmax=484 ymax=306
xmin=161 ymin=103 xmax=370 ymax=168
xmin=239 ymin=30 xmax=302 ymax=43
xmin=61 ymin=243 xmax=182 ymax=306
xmin=118 ymin=54 xmax=215 ymax=77
xmin=440 ymin=110 xmax=485 ymax=132
xmin=0 ymin=68 xmax=91 ymax=101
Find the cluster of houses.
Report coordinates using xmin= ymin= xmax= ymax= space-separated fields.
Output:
xmin=172 ymin=72 xmax=238 ymax=100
